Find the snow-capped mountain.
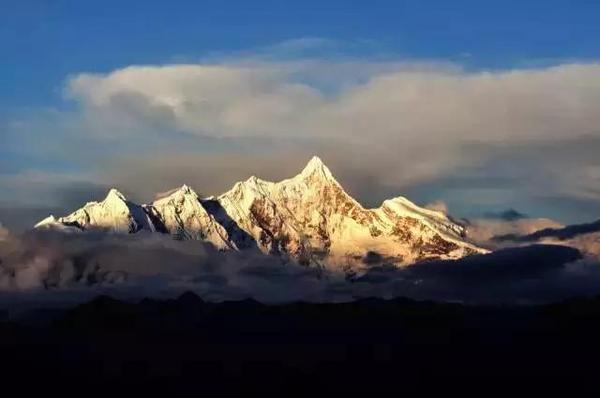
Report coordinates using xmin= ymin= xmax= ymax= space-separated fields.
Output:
xmin=148 ymin=185 xmax=233 ymax=250
xmin=35 ymin=188 xmax=155 ymax=233
xmin=35 ymin=156 xmax=485 ymax=269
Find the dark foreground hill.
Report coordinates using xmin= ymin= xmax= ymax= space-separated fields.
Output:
xmin=3 ymin=293 xmax=600 ymax=396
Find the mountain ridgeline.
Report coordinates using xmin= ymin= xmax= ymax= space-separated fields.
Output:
xmin=35 ymin=157 xmax=484 ymax=270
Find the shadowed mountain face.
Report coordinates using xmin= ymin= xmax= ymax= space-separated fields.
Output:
xmin=34 ymin=157 xmax=484 ymax=271
xmin=4 ymin=292 xmax=600 ymax=395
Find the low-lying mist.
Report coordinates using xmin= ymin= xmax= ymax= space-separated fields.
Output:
xmin=1 ymin=227 xmax=599 ymax=309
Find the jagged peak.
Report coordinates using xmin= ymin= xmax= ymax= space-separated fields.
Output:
xmin=177 ymin=184 xmax=198 ymax=196
xmin=154 ymin=184 xmax=200 ymax=204
xmin=228 ymin=175 xmax=269 ymax=190
xmin=235 ymin=176 xmax=269 ymax=194
xmin=218 ymin=175 xmax=274 ymax=204
xmin=298 ymin=155 xmax=336 ymax=182
xmin=220 ymin=156 xmax=339 ymax=200
xmin=104 ymin=188 xmax=127 ymax=203
xmin=92 ymin=188 xmax=136 ymax=214
xmin=246 ymin=175 xmax=260 ymax=183
xmin=244 ymin=175 xmax=272 ymax=187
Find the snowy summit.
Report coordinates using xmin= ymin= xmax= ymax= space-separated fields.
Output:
xmin=35 ymin=156 xmax=485 ymax=271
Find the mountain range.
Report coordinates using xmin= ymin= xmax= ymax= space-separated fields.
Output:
xmin=35 ymin=156 xmax=485 ymax=271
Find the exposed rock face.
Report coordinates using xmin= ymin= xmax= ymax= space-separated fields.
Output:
xmin=35 ymin=156 xmax=485 ymax=270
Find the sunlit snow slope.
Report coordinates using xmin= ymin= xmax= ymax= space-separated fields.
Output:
xmin=36 ymin=157 xmax=485 ymax=270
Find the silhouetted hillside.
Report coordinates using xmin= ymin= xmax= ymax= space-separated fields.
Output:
xmin=3 ymin=293 xmax=600 ymax=396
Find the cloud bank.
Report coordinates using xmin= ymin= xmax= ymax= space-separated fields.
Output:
xmin=3 ymin=44 xmax=600 ymax=229
xmin=1 ymin=227 xmax=599 ymax=307
xmin=66 ymin=62 xmax=600 ymax=199
xmin=67 ymin=62 xmax=600 ymax=143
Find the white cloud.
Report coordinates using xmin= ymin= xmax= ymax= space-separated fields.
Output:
xmin=66 ymin=62 xmax=600 ymax=144
xmin=5 ymin=46 xmax=600 ymax=225
xmin=61 ymin=60 xmax=600 ymax=207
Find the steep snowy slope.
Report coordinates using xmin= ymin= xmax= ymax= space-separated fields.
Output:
xmin=35 ymin=189 xmax=154 ymax=233
xmin=216 ymin=156 xmax=483 ymax=268
xmin=147 ymin=185 xmax=233 ymax=249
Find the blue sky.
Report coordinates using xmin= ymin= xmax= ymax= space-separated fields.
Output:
xmin=2 ymin=0 xmax=600 ymax=230
xmin=2 ymin=0 xmax=599 ymax=108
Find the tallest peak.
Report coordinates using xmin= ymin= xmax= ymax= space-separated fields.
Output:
xmin=307 ymin=155 xmax=325 ymax=167
xmin=299 ymin=155 xmax=335 ymax=181
xmin=105 ymin=188 xmax=127 ymax=202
